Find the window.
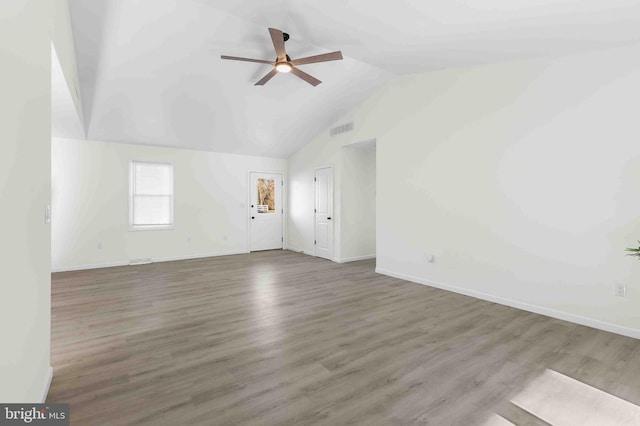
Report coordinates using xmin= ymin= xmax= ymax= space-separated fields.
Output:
xmin=129 ymin=161 xmax=174 ymax=230
xmin=256 ymin=178 xmax=276 ymax=214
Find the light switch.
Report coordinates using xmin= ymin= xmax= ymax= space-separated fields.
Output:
xmin=45 ymin=205 xmax=51 ymax=224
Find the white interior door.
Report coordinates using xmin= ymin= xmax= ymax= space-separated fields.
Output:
xmin=250 ymin=172 xmax=283 ymax=251
xmin=314 ymin=167 xmax=333 ymax=260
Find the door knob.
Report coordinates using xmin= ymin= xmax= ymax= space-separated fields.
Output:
xmin=251 ymin=216 xmax=255 ymax=219
xmin=327 ymin=217 xmax=332 ymax=220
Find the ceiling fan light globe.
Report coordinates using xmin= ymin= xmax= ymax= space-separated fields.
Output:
xmin=275 ymin=62 xmax=292 ymax=73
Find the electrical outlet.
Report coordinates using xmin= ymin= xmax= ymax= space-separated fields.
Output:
xmin=614 ymin=282 xmax=627 ymax=297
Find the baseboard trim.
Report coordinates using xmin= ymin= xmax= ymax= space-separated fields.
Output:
xmin=335 ymin=254 xmax=376 ymax=264
xmin=52 ymin=261 xmax=129 ymax=273
xmin=40 ymin=366 xmax=53 ymax=403
xmin=52 ymin=250 xmax=250 ymax=273
xmin=375 ymin=267 xmax=640 ymax=340
xmin=285 ymin=246 xmax=315 ymax=256
xmin=152 ymin=250 xmax=249 ymax=263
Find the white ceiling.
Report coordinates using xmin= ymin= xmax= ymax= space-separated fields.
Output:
xmin=67 ymin=0 xmax=640 ymax=158
xmin=52 ymin=44 xmax=85 ymax=140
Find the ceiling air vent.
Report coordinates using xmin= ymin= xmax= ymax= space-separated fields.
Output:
xmin=330 ymin=121 xmax=354 ymax=137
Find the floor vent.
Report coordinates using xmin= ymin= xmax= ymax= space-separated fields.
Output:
xmin=330 ymin=121 xmax=354 ymax=137
xmin=129 ymin=258 xmax=152 ymax=266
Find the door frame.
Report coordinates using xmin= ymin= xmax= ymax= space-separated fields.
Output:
xmin=313 ymin=165 xmax=334 ymax=259
xmin=247 ymin=170 xmax=285 ymax=252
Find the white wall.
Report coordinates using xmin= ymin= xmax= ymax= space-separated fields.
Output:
xmin=288 ymin=125 xmax=384 ymax=260
xmin=297 ymin=43 xmax=640 ymax=338
xmin=52 ymin=138 xmax=286 ymax=271
xmin=341 ymin=143 xmax=376 ymax=261
xmin=287 ymin=83 xmax=396 ymax=259
xmin=0 ymin=0 xmax=52 ymax=402
xmin=287 ymin=133 xmax=342 ymax=258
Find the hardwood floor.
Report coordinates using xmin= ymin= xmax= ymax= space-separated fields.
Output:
xmin=49 ymin=250 xmax=640 ymax=425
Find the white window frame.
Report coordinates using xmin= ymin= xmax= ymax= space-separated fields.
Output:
xmin=129 ymin=160 xmax=175 ymax=231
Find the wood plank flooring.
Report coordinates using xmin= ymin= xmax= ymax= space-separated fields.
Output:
xmin=48 ymin=250 xmax=640 ymax=425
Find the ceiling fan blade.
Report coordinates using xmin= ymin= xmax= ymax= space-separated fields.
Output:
xmin=268 ymin=28 xmax=287 ymax=61
xmin=291 ymin=51 xmax=343 ymax=66
xmin=290 ymin=67 xmax=322 ymax=87
xmin=254 ymin=69 xmax=279 ymax=86
xmin=221 ymin=55 xmax=274 ymax=65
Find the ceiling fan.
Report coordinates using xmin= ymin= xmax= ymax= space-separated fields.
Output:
xmin=221 ymin=28 xmax=343 ymax=87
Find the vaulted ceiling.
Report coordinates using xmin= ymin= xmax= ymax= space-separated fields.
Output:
xmin=67 ymin=0 xmax=640 ymax=158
